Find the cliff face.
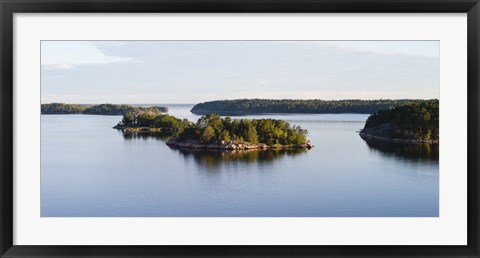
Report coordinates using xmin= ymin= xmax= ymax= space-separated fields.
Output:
xmin=166 ymin=137 xmax=314 ymax=150
xmin=359 ymin=123 xmax=438 ymax=144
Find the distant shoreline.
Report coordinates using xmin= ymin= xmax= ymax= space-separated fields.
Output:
xmin=41 ymin=103 xmax=168 ymax=115
xmin=190 ymin=110 xmax=375 ymax=116
xmin=190 ymin=99 xmax=437 ymax=116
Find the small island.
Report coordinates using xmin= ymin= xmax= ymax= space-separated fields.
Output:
xmin=113 ymin=109 xmax=191 ymax=133
xmin=359 ymin=100 xmax=439 ymax=144
xmin=191 ymin=99 xmax=432 ymax=116
xmin=115 ymin=112 xmax=314 ymax=150
xmin=41 ymin=103 xmax=168 ymax=115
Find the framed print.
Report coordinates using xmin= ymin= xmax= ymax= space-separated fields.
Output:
xmin=1 ymin=0 xmax=479 ymax=257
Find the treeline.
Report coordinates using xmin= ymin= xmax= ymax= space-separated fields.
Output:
xmin=121 ymin=109 xmax=191 ymax=132
xmin=119 ymin=112 xmax=309 ymax=145
xmin=178 ymin=114 xmax=308 ymax=145
xmin=82 ymin=104 xmax=168 ymax=115
xmin=363 ymin=100 xmax=439 ymax=142
xmin=41 ymin=103 xmax=168 ymax=115
xmin=190 ymin=99 xmax=434 ymax=115
xmin=41 ymin=103 xmax=87 ymax=114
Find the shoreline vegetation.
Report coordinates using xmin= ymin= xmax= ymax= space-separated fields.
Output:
xmin=166 ymin=137 xmax=314 ymax=150
xmin=190 ymin=99 xmax=434 ymax=115
xmin=42 ymin=98 xmax=439 ymax=147
xmin=41 ymin=103 xmax=168 ymax=115
xmin=359 ymin=100 xmax=439 ymax=144
xmin=114 ymin=111 xmax=314 ymax=150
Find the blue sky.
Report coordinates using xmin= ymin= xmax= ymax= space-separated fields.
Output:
xmin=41 ymin=41 xmax=439 ymax=104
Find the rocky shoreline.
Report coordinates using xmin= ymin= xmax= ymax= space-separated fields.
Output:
xmin=166 ymin=137 xmax=314 ymax=150
xmin=113 ymin=125 xmax=173 ymax=133
xmin=359 ymin=126 xmax=438 ymax=144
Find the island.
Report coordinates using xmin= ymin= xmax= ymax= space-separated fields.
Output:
xmin=113 ymin=109 xmax=191 ymax=133
xmin=190 ymin=99 xmax=433 ymax=115
xmin=41 ymin=103 xmax=87 ymax=114
xmin=359 ymin=100 xmax=439 ymax=144
xmin=114 ymin=112 xmax=314 ymax=150
xmin=41 ymin=103 xmax=168 ymax=115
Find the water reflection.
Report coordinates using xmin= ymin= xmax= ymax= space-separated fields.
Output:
xmin=42 ymin=114 xmax=439 ymax=216
xmin=172 ymin=147 xmax=307 ymax=170
xmin=120 ymin=131 xmax=172 ymax=141
xmin=119 ymin=131 xmax=308 ymax=169
xmin=363 ymin=139 xmax=439 ymax=162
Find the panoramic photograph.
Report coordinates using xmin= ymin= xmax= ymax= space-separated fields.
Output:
xmin=41 ymin=40 xmax=439 ymax=217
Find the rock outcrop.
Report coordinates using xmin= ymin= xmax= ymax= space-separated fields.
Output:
xmin=359 ymin=123 xmax=438 ymax=144
xmin=166 ymin=137 xmax=314 ymax=150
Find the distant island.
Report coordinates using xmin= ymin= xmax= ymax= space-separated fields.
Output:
xmin=114 ymin=111 xmax=313 ymax=150
xmin=41 ymin=103 xmax=168 ymax=115
xmin=359 ymin=100 xmax=439 ymax=144
xmin=190 ymin=99 xmax=433 ymax=115
xmin=113 ymin=109 xmax=191 ymax=133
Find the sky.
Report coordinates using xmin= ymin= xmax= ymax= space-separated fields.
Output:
xmin=41 ymin=41 xmax=439 ymax=104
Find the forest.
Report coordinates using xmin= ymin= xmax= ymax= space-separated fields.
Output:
xmin=41 ymin=103 xmax=168 ymax=115
xmin=361 ymin=100 xmax=439 ymax=143
xmin=40 ymin=103 xmax=87 ymax=114
xmin=178 ymin=114 xmax=308 ymax=145
xmin=120 ymin=109 xmax=191 ymax=132
xmin=190 ymin=99 xmax=432 ymax=115
xmin=118 ymin=112 xmax=309 ymax=146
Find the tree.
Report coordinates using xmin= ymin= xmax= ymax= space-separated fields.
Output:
xmin=363 ymin=100 xmax=439 ymax=142
xmin=118 ymin=110 xmax=310 ymax=146
xmin=219 ymin=130 xmax=231 ymax=142
xmin=243 ymin=124 xmax=259 ymax=144
xmin=200 ymin=126 xmax=215 ymax=143
xmin=122 ymin=111 xmax=135 ymax=126
xmin=137 ymin=112 xmax=158 ymax=127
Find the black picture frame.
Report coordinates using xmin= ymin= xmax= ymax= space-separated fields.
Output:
xmin=1 ymin=0 xmax=479 ymax=257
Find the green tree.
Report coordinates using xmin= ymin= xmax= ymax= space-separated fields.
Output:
xmin=243 ymin=124 xmax=259 ymax=144
xmin=122 ymin=111 xmax=135 ymax=126
xmin=200 ymin=126 xmax=215 ymax=143
xmin=219 ymin=130 xmax=231 ymax=142
xmin=363 ymin=100 xmax=439 ymax=142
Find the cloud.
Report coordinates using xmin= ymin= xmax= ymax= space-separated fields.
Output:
xmin=271 ymin=41 xmax=439 ymax=57
xmin=41 ymin=41 xmax=439 ymax=103
xmin=316 ymin=41 xmax=439 ymax=58
xmin=43 ymin=64 xmax=75 ymax=70
xmin=41 ymin=41 xmax=134 ymax=69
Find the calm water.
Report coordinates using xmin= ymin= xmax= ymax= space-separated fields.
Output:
xmin=41 ymin=106 xmax=439 ymax=217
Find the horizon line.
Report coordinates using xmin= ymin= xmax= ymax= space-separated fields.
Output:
xmin=40 ymin=98 xmax=440 ymax=105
